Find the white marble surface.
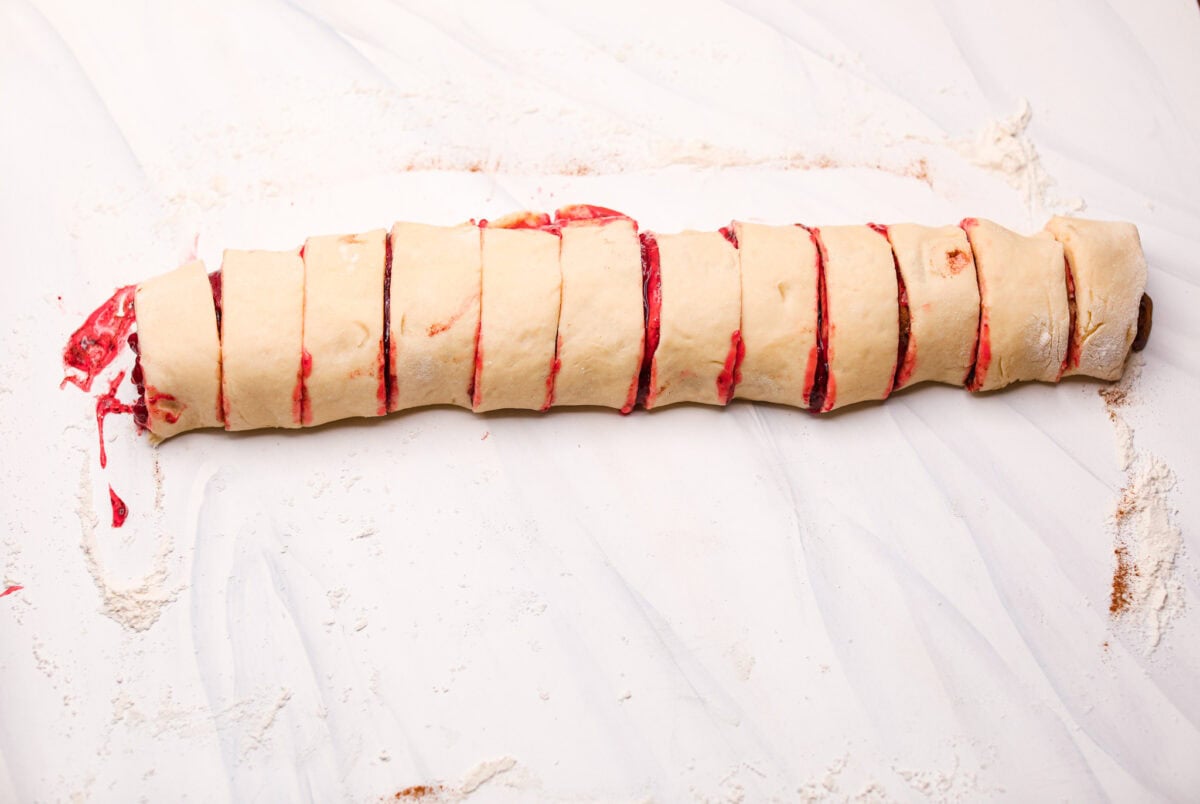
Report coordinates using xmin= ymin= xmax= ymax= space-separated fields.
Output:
xmin=2 ymin=1 xmax=1200 ymax=801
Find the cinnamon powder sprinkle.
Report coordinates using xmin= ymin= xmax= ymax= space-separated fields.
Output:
xmin=394 ymin=785 xmax=442 ymax=800
xmin=1110 ymin=545 xmax=1136 ymax=616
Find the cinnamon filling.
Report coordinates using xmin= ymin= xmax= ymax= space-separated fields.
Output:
xmin=1132 ymin=293 xmax=1153 ymax=352
xmin=806 ymin=227 xmax=833 ymax=412
xmin=636 ymin=232 xmax=662 ymax=407
xmin=960 ymin=218 xmax=989 ymax=390
xmin=379 ymin=232 xmax=393 ymax=415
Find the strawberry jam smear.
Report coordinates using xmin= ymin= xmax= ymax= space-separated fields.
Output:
xmin=109 ymin=486 xmax=129 ymax=528
xmin=61 ymin=285 xmax=137 ymax=392
xmin=95 ymin=370 xmax=137 ymax=469
xmin=637 ymin=232 xmax=662 ymax=408
xmin=959 ymin=218 xmax=989 ymax=389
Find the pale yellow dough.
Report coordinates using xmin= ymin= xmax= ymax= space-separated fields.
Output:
xmin=303 ymin=230 xmax=386 ymax=426
xmin=220 ymin=248 xmax=305 ymax=430
xmin=134 ymin=260 xmax=222 ymax=438
xmin=818 ymin=225 xmax=898 ymax=410
xmin=648 ymin=230 xmax=740 ymax=409
xmin=553 ymin=217 xmax=643 ymax=409
xmin=474 ymin=226 xmax=562 ymax=412
xmin=887 ymin=224 xmax=980 ymax=388
xmin=732 ymin=221 xmax=819 ymax=407
xmin=963 ymin=218 xmax=1068 ymax=391
xmin=1044 ymin=216 xmax=1147 ymax=381
xmin=389 ymin=222 xmax=482 ymax=410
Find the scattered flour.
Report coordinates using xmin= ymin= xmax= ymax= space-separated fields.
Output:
xmin=950 ymin=99 xmax=1084 ymax=222
xmin=1101 ymin=360 xmax=1184 ymax=651
xmin=458 ymin=756 xmax=518 ymax=796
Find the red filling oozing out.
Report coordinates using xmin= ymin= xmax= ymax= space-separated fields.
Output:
xmin=960 ymin=218 xmax=989 ymax=389
xmin=541 ymin=336 xmax=563 ymax=412
xmin=636 ymin=232 xmax=663 ymax=408
xmin=1059 ymin=257 xmax=1078 ymax=378
xmin=868 ymin=223 xmax=914 ymax=393
xmin=485 ymin=211 xmax=554 ymax=231
xmin=554 ymin=204 xmax=635 ymax=226
xmin=293 ymin=349 xmax=313 ymax=426
xmin=716 ymin=331 xmax=745 ymax=404
xmin=805 ymin=228 xmax=834 ymax=412
xmin=378 ymin=233 xmax=393 ymax=415
xmin=61 ymin=285 xmax=137 ymax=392
xmin=718 ymin=225 xmax=739 ymax=248
xmin=109 ymin=485 xmax=129 ymax=528
xmin=96 ymin=370 xmax=137 ymax=469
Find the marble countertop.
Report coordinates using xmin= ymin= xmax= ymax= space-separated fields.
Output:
xmin=2 ymin=0 xmax=1199 ymax=800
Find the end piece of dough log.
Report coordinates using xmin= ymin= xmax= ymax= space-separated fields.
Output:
xmin=134 ymin=260 xmax=222 ymax=438
xmin=962 ymin=218 xmax=1067 ymax=391
xmin=887 ymin=223 xmax=980 ymax=388
xmin=389 ymin=222 xmax=482 ymax=411
xmin=817 ymin=225 xmax=898 ymax=411
xmin=733 ymin=222 xmax=819 ymax=407
xmin=647 ymin=230 xmax=741 ymax=409
xmin=302 ymin=230 xmax=386 ymax=426
xmin=473 ymin=225 xmax=562 ymax=412
xmin=1044 ymin=216 xmax=1147 ymax=381
xmin=553 ymin=216 xmax=644 ymax=410
xmin=220 ymin=248 xmax=306 ymax=430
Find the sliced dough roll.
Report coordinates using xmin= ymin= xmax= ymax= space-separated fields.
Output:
xmin=887 ymin=223 xmax=980 ymax=388
xmin=220 ymin=248 xmax=306 ymax=430
xmin=817 ymin=225 xmax=898 ymax=411
xmin=134 ymin=260 xmax=222 ymax=438
xmin=962 ymin=218 xmax=1068 ymax=391
xmin=302 ymin=230 xmax=387 ymax=426
xmin=552 ymin=215 xmax=644 ymax=410
xmin=1044 ymin=216 xmax=1147 ymax=381
xmin=473 ymin=224 xmax=562 ymax=412
xmin=646 ymin=230 xmax=741 ymax=409
xmin=389 ymin=222 xmax=482 ymax=411
xmin=732 ymin=221 xmax=819 ymax=407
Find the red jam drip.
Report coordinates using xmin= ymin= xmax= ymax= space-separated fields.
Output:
xmin=0 ymin=585 xmax=22 ymax=598
xmin=554 ymin=204 xmax=635 ymax=225
xmin=541 ymin=336 xmax=563 ymax=412
xmin=716 ymin=331 xmax=744 ymax=404
xmin=719 ymin=225 xmax=739 ymax=248
xmin=61 ymin=285 xmax=137 ymax=392
xmin=636 ymin=232 xmax=662 ymax=407
xmin=96 ymin=370 xmax=137 ymax=469
xmin=469 ymin=317 xmax=484 ymax=408
xmin=869 ymin=223 xmax=913 ymax=393
xmin=806 ymin=228 xmax=834 ymax=412
xmin=1059 ymin=256 xmax=1078 ymax=378
xmin=960 ymin=218 xmax=989 ymax=389
xmin=128 ymin=332 xmax=150 ymax=429
xmin=109 ymin=485 xmax=128 ymax=528
xmin=294 ymin=349 xmax=313 ymax=426
xmin=379 ymin=233 xmax=393 ymax=415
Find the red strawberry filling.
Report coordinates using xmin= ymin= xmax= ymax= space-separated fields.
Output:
xmin=541 ymin=336 xmax=563 ymax=411
xmin=293 ymin=349 xmax=313 ymax=426
xmin=719 ymin=225 xmax=739 ymax=248
xmin=805 ymin=227 xmax=834 ymax=412
xmin=867 ymin=223 xmax=913 ymax=393
xmin=555 ymin=205 xmax=634 ymax=225
xmin=716 ymin=331 xmax=745 ymax=404
xmin=1059 ymin=256 xmax=1079 ymax=378
xmin=61 ymin=285 xmax=137 ymax=392
xmin=109 ymin=485 xmax=128 ymax=528
xmin=379 ymin=233 xmax=393 ymax=415
xmin=95 ymin=370 xmax=137 ymax=469
xmin=637 ymin=232 xmax=662 ymax=407
xmin=960 ymin=218 xmax=989 ymax=389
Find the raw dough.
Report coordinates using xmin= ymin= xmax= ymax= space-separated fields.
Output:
xmin=134 ymin=260 xmax=222 ymax=438
xmin=473 ymin=225 xmax=562 ymax=412
xmin=887 ymin=223 xmax=980 ymax=388
xmin=389 ymin=222 xmax=482 ymax=410
xmin=962 ymin=218 xmax=1068 ymax=391
xmin=817 ymin=225 xmax=898 ymax=410
xmin=1044 ymin=216 xmax=1147 ymax=381
xmin=220 ymin=248 xmax=306 ymax=430
xmin=302 ymin=229 xmax=386 ymax=426
xmin=647 ymin=230 xmax=740 ymax=409
xmin=732 ymin=221 xmax=819 ymax=407
xmin=553 ymin=216 xmax=644 ymax=410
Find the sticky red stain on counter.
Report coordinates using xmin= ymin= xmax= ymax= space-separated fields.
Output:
xmin=541 ymin=336 xmax=563 ymax=411
xmin=96 ymin=370 xmax=137 ymax=468
xmin=61 ymin=285 xmax=137 ymax=392
xmin=109 ymin=486 xmax=129 ymax=528
xmin=0 ymin=585 xmax=22 ymax=598
xmin=637 ymin=232 xmax=662 ymax=407
xmin=293 ymin=349 xmax=313 ymax=426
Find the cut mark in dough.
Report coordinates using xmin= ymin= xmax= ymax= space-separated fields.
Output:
xmin=960 ymin=218 xmax=989 ymax=390
xmin=805 ymin=227 xmax=833 ymax=412
xmin=380 ymin=232 xmax=393 ymax=414
xmin=867 ymin=223 xmax=914 ymax=392
xmin=1059 ymin=256 xmax=1079 ymax=379
xmin=636 ymin=232 xmax=663 ymax=408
